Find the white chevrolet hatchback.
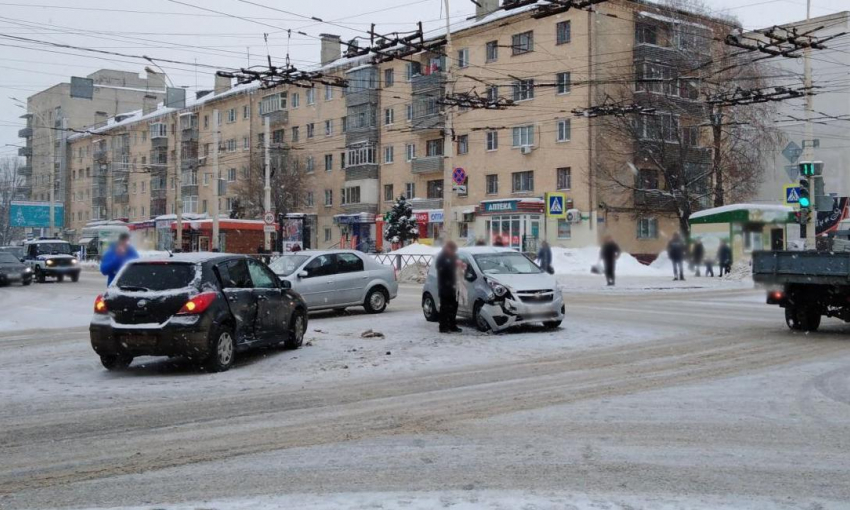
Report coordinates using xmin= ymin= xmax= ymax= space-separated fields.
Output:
xmin=421 ymin=247 xmax=564 ymax=332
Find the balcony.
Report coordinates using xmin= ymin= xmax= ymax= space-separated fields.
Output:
xmin=181 ymin=128 xmax=199 ymax=142
xmin=18 ymin=127 xmax=33 ymax=138
xmin=408 ymin=197 xmax=443 ymax=211
xmin=411 ymin=71 xmax=445 ymax=94
xmin=18 ymin=165 xmax=32 ymax=176
xmin=265 ymin=110 xmax=289 ymax=126
xmin=341 ymin=202 xmax=378 ymax=214
xmin=410 ymin=155 xmax=444 ymax=174
xmin=93 ymin=149 xmax=108 ymax=162
xmin=633 ymin=188 xmax=677 ymax=210
xmin=345 ymin=89 xmax=379 ymax=107
xmin=18 ymin=147 xmax=32 ymax=157
xmin=113 ymin=192 xmax=129 ymax=205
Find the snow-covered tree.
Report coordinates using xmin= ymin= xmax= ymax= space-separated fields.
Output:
xmin=384 ymin=195 xmax=419 ymax=245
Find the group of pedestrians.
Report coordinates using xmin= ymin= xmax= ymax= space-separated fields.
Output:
xmin=666 ymin=234 xmax=733 ymax=281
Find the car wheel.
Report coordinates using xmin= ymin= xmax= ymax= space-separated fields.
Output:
xmin=100 ymin=354 xmax=133 ymax=371
xmin=473 ymin=302 xmax=491 ymax=332
xmin=205 ymin=325 xmax=236 ymax=372
xmin=364 ymin=287 xmax=388 ymax=314
xmin=543 ymin=320 xmax=562 ymax=329
xmin=786 ymin=307 xmax=821 ymax=332
xmin=285 ymin=309 xmax=306 ymax=350
xmin=422 ymin=293 xmax=439 ymax=322
xmin=22 ymin=279 xmax=31 ymax=286
xmin=57 ymin=274 xmax=65 ymax=283
xmin=35 ymin=267 xmax=45 ymax=283
xmin=71 ymin=273 xmax=79 ymax=283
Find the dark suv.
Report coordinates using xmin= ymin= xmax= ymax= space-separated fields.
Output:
xmin=90 ymin=253 xmax=307 ymax=372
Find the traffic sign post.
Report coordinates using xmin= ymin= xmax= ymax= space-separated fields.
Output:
xmin=784 ymin=185 xmax=801 ymax=205
xmin=544 ymin=192 xmax=567 ymax=219
xmin=782 ymin=141 xmax=803 ymax=164
xmin=263 ymin=211 xmax=275 ymax=225
xmin=452 ymin=167 xmax=467 ymax=186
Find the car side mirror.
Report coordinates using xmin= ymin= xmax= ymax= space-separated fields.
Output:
xmin=465 ymin=269 xmax=477 ymax=282
xmin=280 ymin=279 xmax=292 ymax=289
xmin=298 ymin=271 xmax=309 ymax=279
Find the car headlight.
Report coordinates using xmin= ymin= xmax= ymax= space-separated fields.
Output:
xmin=486 ymin=278 xmax=508 ymax=298
xmin=71 ymin=258 xmax=78 ymax=265
xmin=46 ymin=260 xmax=55 ymax=266
xmin=24 ymin=267 xmax=32 ymax=273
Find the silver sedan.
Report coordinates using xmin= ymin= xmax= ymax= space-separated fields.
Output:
xmin=270 ymin=250 xmax=399 ymax=313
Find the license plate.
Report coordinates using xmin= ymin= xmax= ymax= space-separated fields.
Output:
xmin=121 ymin=334 xmax=158 ymax=347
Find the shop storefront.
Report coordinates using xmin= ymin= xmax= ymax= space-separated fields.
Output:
xmin=414 ymin=209 xmax=444 ymax=244
xmin=477 ymin=199 xmax=544 ymax=252
xmin=334 ymin=213 xmax=376 ymax=252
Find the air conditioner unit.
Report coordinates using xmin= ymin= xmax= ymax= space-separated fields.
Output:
xmin=520 ymin=145 xmax=533 ymax=155
xmin=566 ymin=208 xmax=582 ymax=224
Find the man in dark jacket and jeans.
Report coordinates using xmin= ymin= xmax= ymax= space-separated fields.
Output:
xmin=667 ymin=233 xmax=686 ymax=281
xmin=436 ymin=241 xmax=462 ymax=333
xmin=599 ymin=235 xmax=621 ymax=286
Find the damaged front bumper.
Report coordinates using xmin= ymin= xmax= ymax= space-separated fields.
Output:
xmin=478 ymin=292 xmax=565 ymax=331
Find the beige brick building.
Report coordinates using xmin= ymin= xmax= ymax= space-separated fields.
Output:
xmin=63 ymin=0 xmax=729 ymax=258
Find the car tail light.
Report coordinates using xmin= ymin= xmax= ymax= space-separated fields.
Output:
xmin=94 ymin=294 xmax=108 ymax=314
xmin=770 ymin=290 xmax=784 ymax=301
xmin=177 ymin=292 xmax=217 ymax=315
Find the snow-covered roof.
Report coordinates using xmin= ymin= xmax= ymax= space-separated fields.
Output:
xmin=690 ymin=203 xmax=793 ymax=220
xmin=638 ymin=10 xmax=710 ymax=30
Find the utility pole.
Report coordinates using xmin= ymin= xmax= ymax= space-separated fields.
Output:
xmin=712 ymin=106 xmax=724 ymax=207
xmin=175 ymin=113 xmax=183 ymax=251
xmin=441 ymin=0 xmax=455 ymax=240
xmin=803 ymin=0 xmax=816 ymax=249
xmin=212 ymin=109 xmax=221 ymax=251
xmin=48 ymin=117 xmax=59 ymax=238
xmin=264 ymin=115 xmax=272 ymax=251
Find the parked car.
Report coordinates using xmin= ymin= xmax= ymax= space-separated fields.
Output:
xmin=0 ymin=252 xmax=33 ymax=286
xmin=421 ymin=247 xmax=564 ymax=332
xmin=269 ymin=250 xmax=398 ymax=313
xmin=90 ymin=253 xmax=307 ymax=372
xmin=0 ymin=245 xmax=24 ymax=260
xmin=22 ymin=239 xmax=81 ymax=283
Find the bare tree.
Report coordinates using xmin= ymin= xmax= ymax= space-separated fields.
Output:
xmin=229 ymin=149 xmax=310 ymax=219
xmin=0 ymin=157 xmax=25 ymax=246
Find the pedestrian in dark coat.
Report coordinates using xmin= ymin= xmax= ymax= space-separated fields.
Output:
xmin=718 ymin=240 xmax=733 ymax=277
xmin=436 ymin=241 xmax=462 ymax=333
xmin=599 ymin=235 xmax=621 ymax=286
xmin=691 ymin=240 xmax=705 ymax=277
xmin=667 ymin=233 xmax=686 ymax=281
xmin=537 ymin=241 xmax=554 ymax=274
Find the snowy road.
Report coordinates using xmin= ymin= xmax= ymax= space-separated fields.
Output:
xmin=1 ymin=273 xmax=850 ymax=509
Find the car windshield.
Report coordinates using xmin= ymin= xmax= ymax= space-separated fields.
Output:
xmin=115 ymin=263 xmax=197 ymax=291
xmin=0 ymin=253 xmax=19 ymax=263
xmin=473 ymin=253 xmax=542 ymax=275
xmin=34 ymin=243 xmax=72 ymax=256
xmin=269 ymin=255 xmax=310 ymax=276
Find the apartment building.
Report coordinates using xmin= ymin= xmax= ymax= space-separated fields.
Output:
xmin=63 ymin=0 xmax=730 ymax=257
xmin=18 ymin=69 xmax=166 ymax=210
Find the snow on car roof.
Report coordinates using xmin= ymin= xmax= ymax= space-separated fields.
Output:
xmin=459 ymin=246 xmax=518 ymax=255
xmin=132 ymin=252 xmax=240 ymax=264
xmin=25 ymin=239 xmax=71 ymax=245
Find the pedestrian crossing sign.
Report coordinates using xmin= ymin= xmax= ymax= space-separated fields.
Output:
xmin=545 ymin=192 xmax=567 ymax=218
xmin=784 ymin=185 xmax=802 ymax=205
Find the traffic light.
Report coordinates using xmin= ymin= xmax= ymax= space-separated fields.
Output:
xmin=799 ymin=161 xmax=823 ymax=177
xmin=798 ymin=178 xmax=811 ymax=209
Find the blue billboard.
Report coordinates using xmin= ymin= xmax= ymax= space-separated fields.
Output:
xmin=9 ymin=201 xmax=64 ymax=228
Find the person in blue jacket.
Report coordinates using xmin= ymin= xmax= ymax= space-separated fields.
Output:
xmin=100 ymin=233 xmax=139 ymax=286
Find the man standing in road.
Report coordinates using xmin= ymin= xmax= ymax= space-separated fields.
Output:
xmin=718 ymin=240 xmax=733 ymax=277
xmin=436 ymin=241 xmax=462 ymax=333
xmin=100 ymin=233 xmax=139 ymax=286
xmin=600 ymin=235 xmax=621 ymax=286
xmin=691 ymin=239 xmax=705 ymax=277
xmin=668 ymin=233 xmax=686 ymax=281
xmin=537 ymin=240 xmax=554 ymax=274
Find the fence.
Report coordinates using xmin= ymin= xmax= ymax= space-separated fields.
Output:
xmin=371 ymin=253 xmax=435 ymax=271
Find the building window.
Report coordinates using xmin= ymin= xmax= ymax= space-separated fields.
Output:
xmin=512 ymin=79 xmax=534 ymax=101
xmin=406 ymin=104 xmax=413 ymax=121
xmin=291 ymin=92 xmax=300 ymax=108
xmin=486 ymin=85 xmax=499 ymax=102
xmin=557 ymin=219 xmax=572 ymax=239
xmin=384 ymin=145 xmax=394 ymax=164
xmin=306 ymin=88 xmax=315 ymax=105
xmin=637 ymin=217 xmax=659 ymax=239
xmin=486 ymin=40 xmax=499 ymax=62
xmin=259 ymin=93 xmax=286 ymax=115
xmin=306 ymin=191 xmax=314 ymax=207
xmin=486 ymin=174 xmax=499 ymax=195
xmin=324 ymin=227 xmax=332 ymax=242
xmin=557 ymin=119 xmax=571 ymax=142
xmin=291 ymin=126 xmax=300 ymax=142
xmin=635 ymin=24 xmax=658 ymax=45
xmin=406 ymin=143 xmax=416 ymax=162
xmin=683 ymin=125 xmax=700 ymax=146
xmin=486 ymin=131 xmax=499 ymax=151
xmin=427 ymin=180 xmax=443 ymax=199
xmin=637 ymin=114 xmax=679 ymax=142
xmin=512 ymin=125 xmax=534 ymax=147
xmin=511 ymin=31 xmax=534 ymax=55
xmin=226 ymin=139 xmax=237 ymax=152
xmin=340 ymin=152 xmax=346 ymax=169
xmin=346 ymin=144 xmax=376 ymax=167
xmin=306 ymin=123 xmax=315 ymax=139
xmin=241 ymin=166 xmax=249 ymax=179
xmin=341 ymin=116 xmax=348 ymax=133
xmin=384 ymin=184 xmax=394 ymax=201
xmin=457 ymin=134 xmax=469 ymax=155
xmin=243 ymin=105 xmax=250 ymax=119
xmin=243 ymin=136 xmax=250 ymax=150
xmin=183 ymin=195 xmax=198 ymax=214
xmin=324 ymin=119 xmax=333 ymax=137
xmin=344 ymin=186 xmax=361 ymax=204
xmin=384 ymin=68 xmax=394 ymax=87
xmin=227 ymin=108 xmax=236 ymax=123
xmin=324 ymin=154 xmax=333 ymax=171
xmin=226 ymin=168 xmax=236 ymax=182
xmin=556 ymin=20 xmax=571 ymax=45
xmin=384 ymin=107 xmax=394 ymax=126
xmin=324 ymin=189 xmax=333 ymax=206
xmin=405 ymin=182 xmax=415 ymax=199
xmin=512 ymin=170 xmax=534 ymax=193
xmin=306 ymin=156 xmax=314 ymax=173
xmin=457 ymin=47 xmax=470 ymax=68
xmin=556 ymin=72 xmax=571 ymax=94
xmin=557 ymin=167 xmax=572 ymax=190
xmin=324 ymin=84 xmax=333 ymax=101
xmin=638 ymin=168 xmax=659 ymax=189
xmin=426 ymin=139 xmax=444 ymax=157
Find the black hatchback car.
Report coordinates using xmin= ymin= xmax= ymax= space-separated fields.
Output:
xmin=90 ymin=253 xmax=308 ymax=372
xmin=0 ymin=252 xmax=32 ymax=286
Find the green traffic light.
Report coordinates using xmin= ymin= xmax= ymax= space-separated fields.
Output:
xmin=799 ymin=196 xmax=811 ymax=208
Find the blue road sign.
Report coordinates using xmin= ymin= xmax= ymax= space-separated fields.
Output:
xmin=785 ymin=186 xmax=801 ymax=204
xmin=9 ymin=201 xmax=64 ymax=228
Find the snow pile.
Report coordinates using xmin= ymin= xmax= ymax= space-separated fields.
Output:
xmin=550 ymin=246 xmax=663 ymax=276
xmin=389 ymin=242 xmax=440 ymax=255
xmin=723 ymin=261 xmax=753 ymax=281
xmin=397 ymin=262 xmax=429 ymax=284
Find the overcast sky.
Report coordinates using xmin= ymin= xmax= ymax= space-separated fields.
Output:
xmin=0 ymin=0 xmax=846 ymax=157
